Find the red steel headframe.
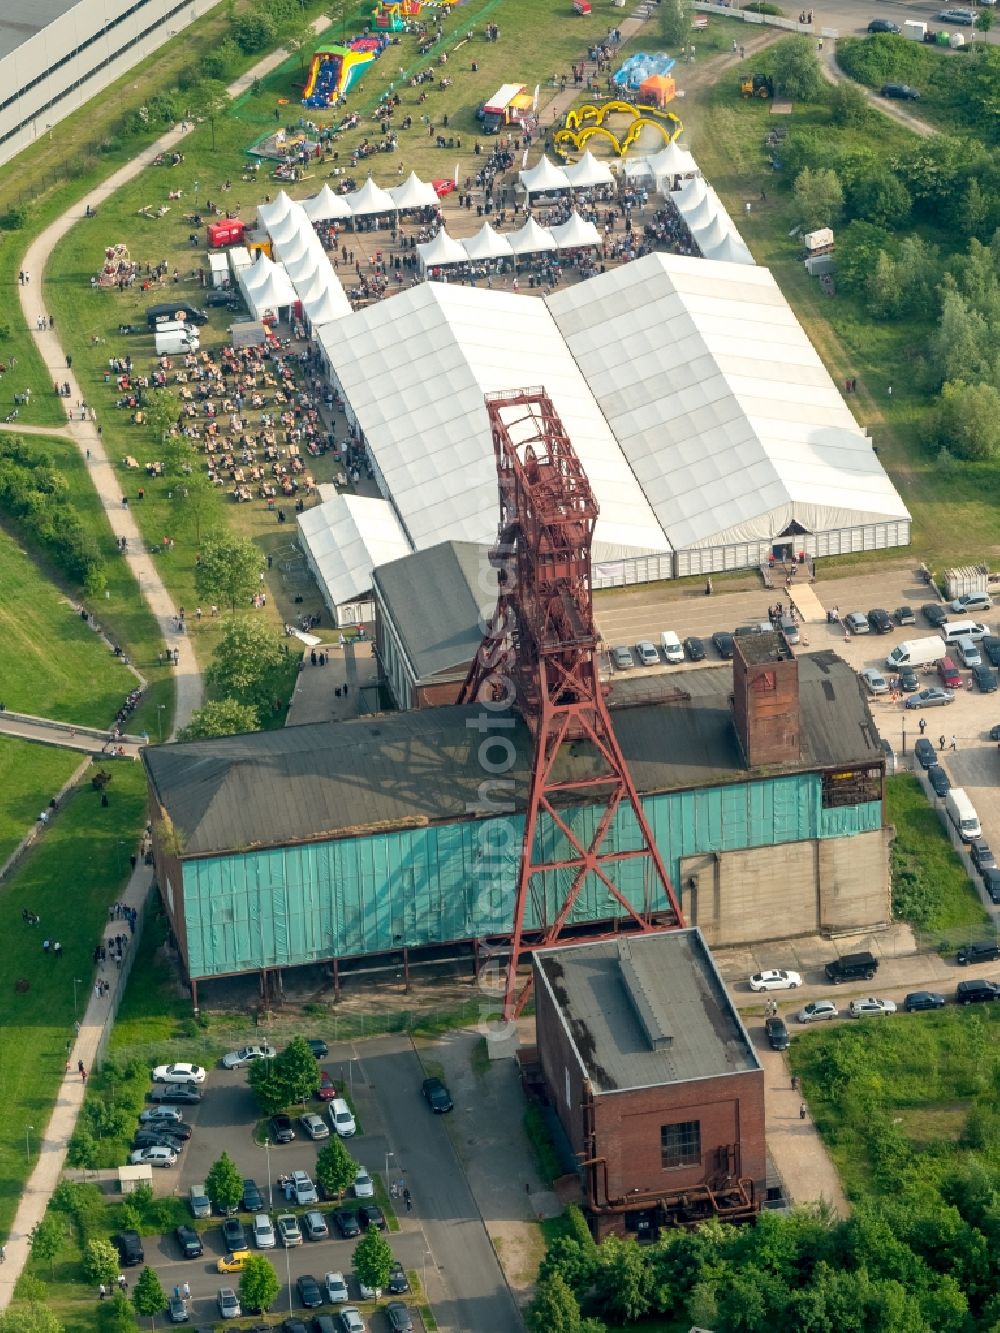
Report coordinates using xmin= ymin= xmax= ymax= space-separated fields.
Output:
xmin=459 ymin=388 xmax=685 ymax=1018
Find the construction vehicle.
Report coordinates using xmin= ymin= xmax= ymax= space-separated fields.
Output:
xmin=740 ymin=72 xmax=774 ymax=99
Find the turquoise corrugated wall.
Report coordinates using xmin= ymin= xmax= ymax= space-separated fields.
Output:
xmin=182 ymin=775 xmax=882 ymax=978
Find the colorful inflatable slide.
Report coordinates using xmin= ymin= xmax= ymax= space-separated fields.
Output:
xmin=302 ymin=38 xmax=386 ymax=109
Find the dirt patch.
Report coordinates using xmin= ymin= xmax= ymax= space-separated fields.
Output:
xmin=488 ymin=1219 xmax=547 ymax=1304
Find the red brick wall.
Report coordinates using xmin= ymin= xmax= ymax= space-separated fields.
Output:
xmin=414 ymin=679 xmax=465 ymax=708
xmin=534 ymin=963 xmax=589 ymax=1159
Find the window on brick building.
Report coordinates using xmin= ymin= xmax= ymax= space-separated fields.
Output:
xmin=660 ymin=1119 xmax=701 ymax=1168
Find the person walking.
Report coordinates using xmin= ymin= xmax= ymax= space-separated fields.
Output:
xmin=950 ymin=734 xmax=957 ymax=751
xmin=799 ymin=1102 xmax=807 ymax=1120
xmin=939 ymin=734 xmax=946 ymax=751
xmin=918 ymin=717 xmax=926 ymax=735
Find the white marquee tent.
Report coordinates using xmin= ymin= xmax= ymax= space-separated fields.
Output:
xmin=563 ymin=150 xmax=615 ymax=189
xmin=461 ymin=222 xmax=513 ymax=262
xmin=302 ymin=184 xmax=353 ymax=222
xmin=298 ymin=490 xmax=412 ymax=623
xmin=256 ymin=190 xmax=293 ymax=230
xmin=519 ymin=155 xmax=570 ymax=197
xmin=240 ymin=252 xmax=276 ymax=293
xmin=690 ymin=212 xmax=737 ymax=257
xmin=416 ymin=228 xmax=468 ymax=273
xmin=679 ymin=187 xmax=722 ymax=233
xmin=702 ymin=231 xmax=754 ymax=266
xmin=345 ymin=177 xmax=396 ymax=217
xmin=284 ymin=248 xmax=324 ymax=287
xmin=268 ymin=200 xmax=310 ymax=249
xmin=646 ymin=139 xmax=698 ymax=181
xmin=303 ymin=286 xmax=352 ymax=328
xmin=244 ymin=265 xmax=297 ymax=319
xmin=549 ymin=211 xmax=601 ymax=251
xmin=673 ymin=174 xmax=708 ymax=210
xmin=388 ymin=171 xmax=439 ymax=211
xmin=507 ymin=216 xmax=556 ymax=255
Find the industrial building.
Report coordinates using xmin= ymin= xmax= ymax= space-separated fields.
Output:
xmin=142 ymin=642 xmax=890 ymax=1004
xmin=532 ymin=932 xmax=765 ymax=1237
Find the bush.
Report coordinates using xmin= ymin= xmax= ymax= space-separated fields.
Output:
xmin=0 ymin=205 xmax=28 ymax=230
xmin=0 ymin=437 xmax=107 ymax=589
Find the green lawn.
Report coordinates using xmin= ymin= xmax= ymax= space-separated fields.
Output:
xmin=0 ymin=759 xmax=147 ymax=1241
xmin=0 ymin=738 xmax=83 ymax=867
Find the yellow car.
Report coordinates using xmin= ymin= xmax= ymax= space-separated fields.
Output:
xmin=216 ymin=1249 xmax=252 ymax=1273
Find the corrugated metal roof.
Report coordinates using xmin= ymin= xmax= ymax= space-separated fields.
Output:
xmin=144 ymin=651 xmax=880 ymax=857
xmin=373 ymin=540 xmax=495 ymax=682
xmin=535 ymin=930 xmax=759 ymax=1092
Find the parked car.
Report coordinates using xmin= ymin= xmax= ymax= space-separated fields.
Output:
xmin=422 ymin=1076 xmax=454 ymax=1112
xmin=797 ymin=1000 xmax=839 ymax=1024
xmin=325 ymin=1271 xmax=349 ymax=1303
xmin=316 ymin=1071 xmax=336 ymax=1101
xmin=300 ymin=1113 xmax=329 ymax=1141
xmin=764 ymin=1016 xmax=790 ymax=1051
xmin=333 ymin=1209 xmax=361 ymax=1238
xmin=898 ymin=665 xmax=918 ymax=692
xmin=306 ymin=1038 xmax=329 ymax=1059
xmin=359 ymin=1204 xmax=387 ymax=1231
xmin=990 ymin=724 xmax=1000 ymax=742
xmin=970 ymin=840 xmax=995 ymax=874
xmin=956 ymin=980 xmax=1000 ymax=1004
xmin=329 ymin=1099 xmax=356 ymax=1137
xmin=282 ymin=1320 xmax=309 ymax=1333
xmin=972 ymin=663 xmax=999 ymax=693
xmin=612 ymin=645 xmax=633 ymax=671
xmin=951 ymin=592 xmax=991 ymax=613
xmin=143 ymin=1119 xmax=191 ymax=1139
xmin=152 ymin=1062 xmax=206 ymax=1084
xmin=139 ymin=1105 xmax=183 ymax=1123
xmin=927 ymin=764 xmax=950 ymax=798
xmin=253 ymin=1214 xmax=275 ymax=1249
xmin=636 ymin=640 xmax=659 ymax=667
xmin=825 ymin=951 xmax=878 ymax=984
xmin=278 ymin=1214 xmax=303 ymax=1247
xmin=133 ymin=1131 xmax=184 ymax=1152
xmin=749 ymin=969 xmax=801 ymax=992
xmin=217 ymin=1288 xmax=241 ymax=1319
xmin=867 ymin=608 xmax=893 ymax=633
xmin=242 ymin=1179 xmax=264 ymax=1212
xmin=222 ymin=1218 xmax=248 ymax=1251
xmin=129 ymin=1145 xmax=178 ymax=1168
xmin=168 ymin=1294 xmax=189 ymax=1324
xmin=937 ymin=658 xmax=963 ymax=689
xmin=844 ymin=612 xmax=869 ymax=634
xmin=115 ymin=1231 xmax=144 ymax=1266
xmin=684 ymin=635 xmax=706 ymax=662
xmin=175 ymin=1225 xmax=203 ymax=1259
xmin=387 ymin=1261 xmax=410 ymax=1295
xmin=338 ymin=1308 xmax=365 ymax=1333
xmin=982 ymin=867 xmax=1000 ymax=904
xmin=148 ymin=1084 xmax=201 ymax=1104
xmin=861 ymin=667 xmax=888 ymax=695
xmin=905 ymin=687 xmax=954 ymax=709
xmin=881 ymin=82 xmax=921 ymax=100
xmin=937 ymin=7 xmax=976 ymax=23
xmin=957 ymin=940 xmax=1000 ymax=966
xmin=981 ymin=635 xmax=1000 ymax=667
xmin=292 ymin=1170 xmax=318 ymax=1205
xmin=848 ymin=997 xmax=897 ymax=1018
xmin=303 ymin=1211 xmax=329 ymax=1241
xmin=913 ymin=737 xmax=936 ymax=769
xmin=868 ymin=17 xmax=901 ymax=30
xmin=894 ymin=606 xmax=915 ymax=626
xmin=712 ymin=631 xmax=735 ymax=660
xmin=903 ymin=991 xmax=945 ymax=1012
xmin=270 ymin=1114 xmax=295 ymax=1144
xmin=297 ymin=1274 xmax=324 ymax=1309
xmin=922 ymin=603 xmax=948 ymax=627
xmin=221 ymin=1044 xmax=275 ymax=1070
xmin=353 ymin=1169 xmax=374 ymax=1199
xmin=386 ymin=1303 xmax=414 ymax=1333
xmin=189 ymin=1184 xmax=211 ymax=1219
xmin=216 ymin=1250 xmax=251 ymax=1274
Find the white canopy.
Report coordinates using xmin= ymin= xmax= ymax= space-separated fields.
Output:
xmin=245 ymin=266 xmax=297 ymax=318
xmin=294 ymin=266 xmax=329 ymax=306
xmin=562 ymin=150 xmax=615 ymax=189
xmin=388 ymin=171 xmax=439 ymax=211
xmin=461 ymin=222 xmax=513 ymax=262
xmin=702 ymin=231 xmax=754 ymax=266
xmin=298 ymin=492 xmax=411 ymax=612
xmin=646 ymin=140 xmax=698 ymax=180
xmin=691 ymin=212 xmax=735 ymax=256
xmin=267 ymin=201 xmax=310 ymax=248
xmin=417 ymin=228 xmax=468 ymax=272
xmin=678 ymin=187 xmax=721 ymax=231
xmin=256 ymin=190 xmax=293 ymax=230
xmin=273 ymin=224 xmax=324 ymax=268
xmin=507 ymin=215 xmax=556 ymax=255
xmin=519 ymin=155 xmax=570 ymax=196
xmin=549 ymin=211 xmax=601 ymax=251
xmin=241 ymin=252 xmax=276 ymax=292
xmin=622 ymin=157 xmax=654 ymax=182
xmin=303 ymin=285 xmax=352 ymax=327
xmin=228 ymin=246 xmax=252 ymax=274
xmin=284 ymin=248 xmax=324 ymax=288
xmin=302 ymin=184 xmax=353 ymax=222
xmin=673 ymin=174 xmax=708 ymax=209
xmin=345 ymin=177 xmax=396 ymax=217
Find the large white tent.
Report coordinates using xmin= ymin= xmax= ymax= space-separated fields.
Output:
xmin=690 ymin=212 xmax=736 ymax=257
xmin=273 ymin=223 xmax=324 ymax=268
xmin=302 ymin=184 xmax=353 ymax=222
xmin=507 ymin=216 xmax=556 ymax=255
xmin=702 ymin=231 xmax=754 ymax=266
xmin=388 ymin=171 xmax=439 ymax=211
xmin=673 ymin=174 xmax=708 ymax=210
xmin=519 ymin=155 xmax=570 ymax=196
xmin=461 ymin=222 xmax=513 ymax=262
xmin=284 ymin=248 xmax=324 ymax=288
xmin=548 ymin=252 xmax=909 ymax=570
xmin=303 ymin=286 xmax=352 ymax=328
xmin=345 ymin=177 xmax=396 ymax=217
xmin=416 ymin=228 xmax=468 ymax=273
xmin=298 ymin=491 xmax=412 ymax=624
xmin=563 ymin=150 xmax=615 ymax=190
xmin=257 ymin=190 xmax=293 ymax=230
xmin=268 ymin=200 xmax=310 ymax=249
xmin=549 ymin=212 xmax=601 ymax=251
xmin=646 ymin=140 xmax=698 ymax=181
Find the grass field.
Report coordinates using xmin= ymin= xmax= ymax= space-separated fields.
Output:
xmin=0 ymin=759 xmax=147 ymax=1242
xmin=0 ymin=738 xmax=83 ymax=868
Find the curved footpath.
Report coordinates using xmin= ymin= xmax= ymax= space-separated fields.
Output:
xmin=0 ymin=22 xmax=329 ymax=1309
xmin=819 ymin=42 xmax=935 ymax=137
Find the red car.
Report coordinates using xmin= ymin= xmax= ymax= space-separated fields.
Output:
xmin=316 ymin=1071 xmax=336 ymax=1101
xmin=432 ymin=179 xmax=456 ymax=198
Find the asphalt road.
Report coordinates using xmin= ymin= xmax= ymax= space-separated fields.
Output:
xmin=806 ymin=0 xmax=998 ymax=45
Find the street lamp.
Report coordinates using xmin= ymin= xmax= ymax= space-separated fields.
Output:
xmin=264 ymin=1138 xmax=273 ymax=1208
xmin=285 ymin=1241 xmax=293 ymax=1311
xmin=73 ymin=976 xmax=83 ymax=1020
xmin=157 ymin=703 xmax=165 ymax=743
xmin=25 ymin=1126 xmax=34 ymax=1158
xmin=422 ymin=1248 xmax=432 ymax=1298
xmin=384 ymin=1150 xmax=394 ymax=1189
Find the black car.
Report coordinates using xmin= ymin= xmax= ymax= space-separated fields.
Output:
xmin=894 ymin=606 xmax=915 ymax=626
xmin=991 ymin=725 xmax=1000 ymax=743
xmin=927 ymin=764 xmax=950 ymax=798
xmin=271 ymin=1113 xmax=295 ymax=1144
xmin=148 ymin=1084 xmax=201 ymax=1104
xmin=175 ymin=1225 xmax=203 ymax=1259
xmin=205 ymin=290 xmax=240 ymax=308
xmin=898 ymin=665 xmax=919 ymax=692
xmin=956 ymin=940 xmax=1000 ymax=967
xmin=422 ymin=1076 xmax=453 ymax=1113
xmin=306 ymin=1038 xmax=329 ymax=1059
xmin=867 ymin=608 xmax=893 ymax=634
xmin=913 ymin=737 xmax=936 ymax=770
xmin=281 ymin=1320 xmax=309 ymax=1333
xmin=825 ymin=951 xmax=878 ymax=984
xmin=386 ymin=1303 xmax=414 ymax=1333
xmin=881 ymin=82 xmax=920 ymax=100
xmin=971 ymin=663 xmax=999 ymax=693
xmin=146 ymin=301 xmax=208 ymax=327
xmin=333 ymin=1209 xmax=361 ymax=1238
xmin=359 ymin=1204 xmax=387 ymax=1231
xmin=868 ymin=17 xmax=901 ymax=31
xmin=684 ymin=635 xmax=706 ymax=662
xmin=922 ymin=603 xmax=948 ymax=627
xmin=981 ymin=636 xmax=1000 ymax=668
xmin=242 ymin=1179 xmax=264 ymax=1212
xmin=970 ymin=840 xmax=995 ymax=874
xmin=133 ymin=1131 xmax=184 ymax=1152
xmin=764 ymin=1015 xmax=789 ymax=1051
xmin=903 ymin=991 xmax=945 ymax=1013
xmin=982 ymin=868 xmax=1000 ymax=904
xmin=297 ymin=1275 xmax=323 ymax=1309
xmin=115 ymin=1230 xmax=144 ymax=1266
xmin=388 ymin=1261 xmax=410 ymax=1295
xmin=311 ymin=1317 xmax=338 ymax=1333
xmin=712 ymin=631 xmax=735 ymax=660
xmin=222 ymin=1218 xmax=248 ymax=1250
xmin=957 ymin=980 xmax=1000 ymax=1004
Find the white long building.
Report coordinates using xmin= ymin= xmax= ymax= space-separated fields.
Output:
xmin=307 ymin=251 xmax=908 ymax=615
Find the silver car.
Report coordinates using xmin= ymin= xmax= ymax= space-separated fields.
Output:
xmin=253 ymin=1213 xmax=275 ymax=1249
xmin=303 ymin=1210 xmax=329 ymax=1241
xmin=796 ymin=1000 xmax=839 ymax=1024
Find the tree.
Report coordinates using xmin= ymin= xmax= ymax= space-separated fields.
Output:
xmin=240 ymin=1255 xmax=281 ymax=1314
xmin=847 ymin=169 xmax=911 ymax=229
xmin=927 ymin=289 xmax=991 ymax=389
xmin=206 ymin=1151 xmax=244 ymax=1215
xmin=175 ymin=471 xmax=217 ymax=543
xmin=526 ymin=1271 xmax=582 ymax=1333
xmin=866 ymin=250 xmax=899 ymax=320
xmin=193 ymin=80 xmax=228 ymax=152
xmin=977 ymin=7 xmax=993 ymax=31
xmin=144 ymin=391 xmax=179 ymax=454
xmin=772 ymin=36 xmax=822 ymax=99
xmin=658 ymin=0 xmax=689 ymax=48
xmin=195 ymin=529 xmax=264 ymax=613
xmin=83 ymin=1237 xmax=121 ymax=1288
xmin=793 ymin=167 xmax=844 ymax=230
xmin=29 ymin=1214 xmax=64 ymax=1275
xmin=538 ymin=1234 xmax=599 ymax=1299
xmin=205 ymin=616 xmax=291 ymax=715
xmin=132 ymin=1266 xmax=166 ymax=1328
xmin=178 ymin=698 xmax=259 ymax=740
xmin=279 ymin=1036 xmax=321 ymax=1103
xmin=233 ymin=11 xmax=277 ymax=53
xmin=931 ymin=381 xmax=1000 ymax=461
xmin=0 ymin=1306 xmax=64 ymax=1333
xmin=830 ymin=82 xmax=869 ymax=128
xmin=354 ymin=1223 xmax=393 ymax=1295
xmin=247 ymin=1056 xmax=291 ymax=1116
xmin=591 ymin=1235 xmax=654 ymax=1324
xmin=316 ymin=1137 xmax=359 ymax=1200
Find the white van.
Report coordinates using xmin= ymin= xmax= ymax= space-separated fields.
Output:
xmin=885 ymin=636 xmax=944 ymax=670
xmin=328 ymin=1097 xmax=356 ymax=1137
xmin=945 ymin=788 xmax=981 ymax=842
xmin=941 ymin=619 xmax=989 ymax=645
xmin=155 ymin=325 xmax=199 ymax=356
xmin=660 ymin=630 xmax=684 ymax=664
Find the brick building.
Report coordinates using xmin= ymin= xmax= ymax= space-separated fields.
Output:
xmin=533 ymin=931 xmax=765 ymax=1238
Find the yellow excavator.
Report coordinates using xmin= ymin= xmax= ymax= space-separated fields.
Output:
xmin=740 ymin=72 xmax=774 ymax=99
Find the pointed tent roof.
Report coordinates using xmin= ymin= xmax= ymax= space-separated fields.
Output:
xmin=680 ymin=188 xmax=722 ymax=232
xmin=673 ymin=174 xmax=708 ymax=208
xmin=562 ymin=150 xmax=615 ymax=189
xmin=388 ymin=171 xmax=439 ymax=211
xmin=284 ymin=248 xmax=324 ymax=288
xmin=702 ymin=231 xmax=754 ymax=265
xmin=519 ymin=154 xmax=570 ymax=196
xmin=691 ymin=212 xmax=734 ymax=256
xmin=256 ymin=190 xmax=293 ymax=229
xmin=646 ymin=139 xmax=698 ymax=179
xmin=303 ymin=285 xmax=352 ymax=327
xmin=293 ymin=265 xmax=331 ymax=305
xmin=268 ymin=201 xmax=310 ymax=247
xmin=302 ymin=184 xmax=352 ymax=222
xmin=417 ymin=228 xmax=468 ymax=271
xmin=246 ymin=266 xmax=297 ymax=316
xmin=241 ymin=252 xmax=276 ymax=291
xmin=345 ymin=177 xmax=396 ymax=217
xmin=275 ymin=226 xmax=324 ymax=268
xmin=507 ymin=215 xmax=556 ymax=255
xmin=461 ymin=222 xmax=514 ymax=262
xmin=549 ymin=211 xmax=602 ymax=251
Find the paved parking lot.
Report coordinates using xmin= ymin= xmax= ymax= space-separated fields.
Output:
xmin=139 ymin=1034 xmax=518 ymax=1331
